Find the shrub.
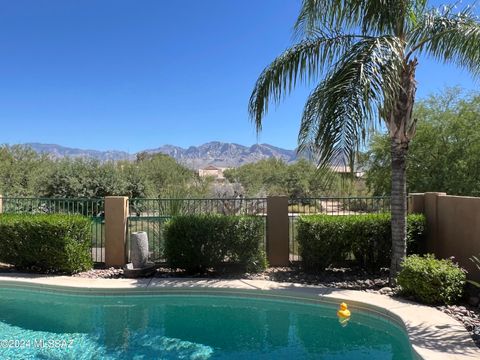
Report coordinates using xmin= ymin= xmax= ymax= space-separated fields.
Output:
xmin=297 ymin=213 xmax=426 ymax=272
xmin=397 ymin=254 xmax=466 ymax=305
xmin=297 ymin=216 xmax=351 ymax=272
xmin=164 ymin=215 xmax=267 ymax=273
xmin=406 ymin=214 xmax=427 ymax=255
xmin=0 ymin=214 xmax=93 ymax=274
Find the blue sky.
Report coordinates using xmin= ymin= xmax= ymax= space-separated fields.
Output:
xmin=0 ymin=0 xmax=478 ymax=152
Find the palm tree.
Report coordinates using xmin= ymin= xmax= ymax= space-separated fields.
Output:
xmin=249 ymin=0 xmax=480 ymax=282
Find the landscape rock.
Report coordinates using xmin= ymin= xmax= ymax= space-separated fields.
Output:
xmin=437 ymin=304 xmax=480 ymax=348
xmin=73 ymin=267 xmax=123 ymax=279
xmin=379 ymin=286 xmax=393 ymax=295
xmin=473 ymin=326 xmax=480 ymax=341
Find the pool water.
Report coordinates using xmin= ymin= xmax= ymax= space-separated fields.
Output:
xmin=0 ymin=287 xmax=415 ymax=359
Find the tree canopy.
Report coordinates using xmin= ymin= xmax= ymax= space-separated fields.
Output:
xmin=364 ymin=88 xmax=480 ymax=196
xmin=223 ymin=158 xmax=363 ymax=198
xmin=0 ymin=147 xmax=211 ymax=198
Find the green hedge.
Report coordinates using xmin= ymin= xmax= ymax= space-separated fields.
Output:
xmin=297 ymin=213 xmax=426 ymax=272
xmin=397 ymin=254 xmax=466 ymax=305
xmin=164 ymin=215 xmax=267 ymax=273
xmin=0 ymin=214 xmax=93 ymax=274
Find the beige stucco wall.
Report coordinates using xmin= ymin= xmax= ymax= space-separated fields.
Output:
xmin=423 ymin=192 xmax=446 ymax=255
xmin=198 ymin=168 xmax=228 ymax=180
xmin=408 ymin=193 xmax=425 ymax=214
xmin=198 ymin=169 xmax=220 ymax=177
xmin=418 ymin=193 xmax=480 ymax=281
xmin=436 ymin=195 xmax=480 ymax=280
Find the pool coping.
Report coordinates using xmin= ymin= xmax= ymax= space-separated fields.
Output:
xmin=0 ymin=273 xmax=478 ymax=360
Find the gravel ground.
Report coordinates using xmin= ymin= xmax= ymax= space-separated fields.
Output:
xmin=3 ymin=263 xmax=480 ymax=348
xmin=437 ymin=305 xmax=480 ymax=344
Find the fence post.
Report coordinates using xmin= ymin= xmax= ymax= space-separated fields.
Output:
xmin=0 ymin=194 xmax=2 ymax=214
xmin=266 ymin=196 xmax=289 ymax=266
xmin=105 ymin=196 xmax=129 ymax=267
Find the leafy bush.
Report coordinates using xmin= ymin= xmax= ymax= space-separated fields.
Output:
xmin=406 ymin=214 xmax=427 ymax=254
xmin=297 ymin=216 xmax=351 ymax=272
xmin=397 ymin=254 xmax=466 ymax=305
xmin=0 ymin=214 xmax=93 ymax=274
xmin=164 ymin=215 xmax=267 ymax=273
xmin=297 ymin=213 xmax=426 ymax=272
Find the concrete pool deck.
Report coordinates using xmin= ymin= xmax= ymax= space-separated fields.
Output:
xmin=0 ymin=273 xmax=478 ymax=360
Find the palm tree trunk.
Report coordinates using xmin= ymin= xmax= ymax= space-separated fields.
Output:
xmin=390 ymin=139 xmax=408 ymax=281
xmin=388 ymin=59 xmax=417 ymax=284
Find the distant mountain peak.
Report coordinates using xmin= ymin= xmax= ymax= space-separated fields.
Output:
xmin=23 ymin=141 xmax=297 ymax=169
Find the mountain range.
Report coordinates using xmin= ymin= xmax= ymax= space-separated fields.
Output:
xmin=23 ymin=142 xmax=298 ymax=169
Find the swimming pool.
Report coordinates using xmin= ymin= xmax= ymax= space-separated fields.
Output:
xmin=0 ymin=286 xmax=416 ymax=359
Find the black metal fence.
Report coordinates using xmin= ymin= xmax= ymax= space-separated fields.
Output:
xmin=288 ymin=197 xmax=391 ymax=261
xmin=0 ymin=195 xmax=393 ymax=266
xmin=127 ymin=198 xmax=267 ymax=263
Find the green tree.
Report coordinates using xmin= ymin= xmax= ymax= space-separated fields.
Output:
xmin=362 ymin=134 xmax=392 ymax=196
xmin=224 ymin=158 xmax=288 ymax=196
xmin=0 ymin=145 xmax=50 ymax=196
xmin=249 ymin=0 xmax=480 ymax=280
xmin=42 ymin=158 xmax=126 ymax=198
xmin=223 ymin=158 xmax=350 ymax=198
xmin=136 ymin=153 xmax=206 ymax=197
xmin=118 ymin=160 xmax=148 ymax=198
xmin=365 ymin=89 xmax=480 ymax=196
xmin=0 ymin=146 xmax=210 ymax=199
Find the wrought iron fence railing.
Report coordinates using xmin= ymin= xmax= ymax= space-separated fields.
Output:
xmin=0 ymin=195 xmax=394 ymax=266
xmin=127 ymin=198 xmax=267 ymax=263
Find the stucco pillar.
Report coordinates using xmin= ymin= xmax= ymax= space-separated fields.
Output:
xmin=105 ymin=196 xmax=129 ymax=267
xmin=408 ymin=193 xmax=425 ymax=214
xmin=266 ymin=196 xmax=289 ymax=266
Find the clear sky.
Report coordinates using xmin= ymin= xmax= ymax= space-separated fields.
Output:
xmin=0 ymin=0 xmax=478 ymax=152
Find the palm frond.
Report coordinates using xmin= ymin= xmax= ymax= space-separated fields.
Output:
xmin=294 ymin=0 xmax=427 ymax=37
xmin=249 ymin=33 xmax=361 ymax=131
xmin=298 ymin=36 xmax=404 ymax=169
xmin=408 ymin=5 xmax=480 ymax=76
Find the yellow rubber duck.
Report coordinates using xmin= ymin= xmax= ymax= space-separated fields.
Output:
xmin=337 ymin=302 xmax=351 ymax=318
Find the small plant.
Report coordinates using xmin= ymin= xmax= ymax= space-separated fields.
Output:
xmin=397 ymin=254 xmax=466 ymax=305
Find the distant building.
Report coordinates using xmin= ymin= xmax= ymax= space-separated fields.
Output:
xmin=198 ymin=165 xmax=230 ymax=181
xmin=330 ymin=165 xmax=364 ymax=178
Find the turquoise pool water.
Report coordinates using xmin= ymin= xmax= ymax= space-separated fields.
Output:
xmin=0 ymin=287 xmax=415 ymax=359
